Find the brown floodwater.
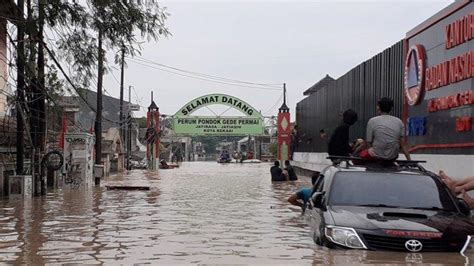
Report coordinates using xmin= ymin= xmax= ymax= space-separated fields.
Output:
xmin=0 ymin=162 xmax=472 ymax=264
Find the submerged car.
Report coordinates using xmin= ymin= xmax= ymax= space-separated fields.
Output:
xmin=306 ymin=159 xmax=474 ymax=253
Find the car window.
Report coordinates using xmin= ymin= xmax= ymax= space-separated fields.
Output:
xmin=328 ymin=171 xmax=457 ymax=211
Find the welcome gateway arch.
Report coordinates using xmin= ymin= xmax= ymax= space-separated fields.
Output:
xmin=172 ymin=94 xmax=265 ymax=136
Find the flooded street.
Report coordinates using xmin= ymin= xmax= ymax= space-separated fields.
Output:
xmin=0 ymin=162 xmax=472 ymax=264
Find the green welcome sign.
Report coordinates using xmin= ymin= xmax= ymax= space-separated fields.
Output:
xmin=173 ymin=94 xmax=264 ymax=136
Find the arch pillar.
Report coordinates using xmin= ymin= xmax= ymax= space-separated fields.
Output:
xmin=277 ymin=84 xmax=291 ymax=164
xmin=147 ymin=99 xmax=160 ymax=170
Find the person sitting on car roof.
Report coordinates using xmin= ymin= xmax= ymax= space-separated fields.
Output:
xmin=359 ymin=97 xmax=411 ymax=161
xmin=328 ymin=109 xmax=358 ymax=159
xmin=288 ymin=174 xmax=319 ymax=213
xmin=440 ymin=171 xmax=474 ymax=209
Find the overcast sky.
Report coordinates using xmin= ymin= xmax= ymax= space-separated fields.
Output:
xmin=103 ymin=0 xmax=453 ymax=119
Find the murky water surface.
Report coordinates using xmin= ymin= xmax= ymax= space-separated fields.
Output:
xmin=0 ymin=162 xmax=472 ymax=264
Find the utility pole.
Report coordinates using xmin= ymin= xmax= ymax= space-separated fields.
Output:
xmin=94 ymin=28 xmax=104 ymax=186
xmin=126 ymin=85 xmax=132 ymax=171
xmin=37 ymin=0 xmax=46 ymax=195
xmin=16 ymin=0 xmax=25 ymax=175
xmin=119 ymin=47 xmax=125 ymax=139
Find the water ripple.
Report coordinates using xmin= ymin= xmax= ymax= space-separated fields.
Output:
xmin=0 ymin=162 xmax=471 ymax=264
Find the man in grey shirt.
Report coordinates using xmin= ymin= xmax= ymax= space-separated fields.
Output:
xmin=360 ymin=97 xmax=411 ymax=161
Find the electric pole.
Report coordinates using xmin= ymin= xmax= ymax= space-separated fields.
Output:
xmin=126 ymin=85 xmax=132 ymax=170
xmin=16 ymin=0 xmax=25 ymax=175
xmin=94 ymin=28 xmax=104 ymax=185
xmin=119 ymin=47 xmax=125 ymax=138
xmin=37 ymin=0 xmax=46 ymax=195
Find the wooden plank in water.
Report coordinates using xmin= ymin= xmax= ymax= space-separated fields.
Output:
xmin=105 ymin=185 xmax=150 ymax=191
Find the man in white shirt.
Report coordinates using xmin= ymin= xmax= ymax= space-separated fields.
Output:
xmin=359 ymin=97 xmax=411 ymax=161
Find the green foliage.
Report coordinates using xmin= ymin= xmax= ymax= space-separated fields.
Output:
xmin=193 ymin=136 xmax=243 ymax=154
xmin=45 ymin=0 xmax=170 ymax=87
xmin=268 ymin=143 xmax=278 ymax=156
xmin=136 ymin=116 xmax=147 ymax=128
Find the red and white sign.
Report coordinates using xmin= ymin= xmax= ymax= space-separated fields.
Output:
xmin=404 ymin=45 xmax=426 ymax=106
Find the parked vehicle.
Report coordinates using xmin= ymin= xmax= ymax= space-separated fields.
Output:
xmin=306 ymin=158 xmax=474 ymax=253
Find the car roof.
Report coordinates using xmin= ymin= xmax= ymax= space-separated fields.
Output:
xmin=318 ymin=165 xmax=435 ymax=190
xmin=335 ymin=165 xmax=426 ymax=175
xmin=320 ymin=164 xmax=443 ymax=196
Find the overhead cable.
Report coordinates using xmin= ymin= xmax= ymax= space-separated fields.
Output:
xmin=128 ymin=58 xmax=282 ymax=91
xmin=132 ymin=55 xmax=282 ymax=88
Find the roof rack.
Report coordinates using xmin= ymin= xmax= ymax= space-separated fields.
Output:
xmin=326 ymin=156 xmax=363 ymax=168
xmin=326 ymin=156 xmax=427 ymax=171
xmin=394 ymin=160 xmax=427 ymax=172
xmin=394 ymin=159 xmax=427 ymax=166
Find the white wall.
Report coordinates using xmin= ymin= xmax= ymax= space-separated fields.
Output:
xmin=293 ymin=152 xmax=474 ymax=180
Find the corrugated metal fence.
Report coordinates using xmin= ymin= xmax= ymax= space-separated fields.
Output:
xmin=295 ymin=41 xmax=405 ymax=153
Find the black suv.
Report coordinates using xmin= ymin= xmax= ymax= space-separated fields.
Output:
xmin=306 ymin=159 xmax=474 ymax=253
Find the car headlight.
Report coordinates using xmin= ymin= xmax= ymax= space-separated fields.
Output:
xmin=325 ymin=225 xmax=367 ymax=249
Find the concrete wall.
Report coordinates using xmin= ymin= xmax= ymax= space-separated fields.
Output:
xmin=293 ymin=152 xmax=474 ymax=180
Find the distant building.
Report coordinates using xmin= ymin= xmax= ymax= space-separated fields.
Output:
xmin=60 ymin=89 xmax=139 ymax=175
xmin=0 ymin=1 xmax=28 ymax=195
xmin=302 ymin=74 xmax=335 ymax=96
xmin=0 ymin=0 xmax=23 ymax=117
xmin=63 ymin=89 xmax=131 ymax=131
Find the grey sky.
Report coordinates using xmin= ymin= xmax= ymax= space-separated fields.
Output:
xmin=103 ymin=0 xmax=453 ymax=119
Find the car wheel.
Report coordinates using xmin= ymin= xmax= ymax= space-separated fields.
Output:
xmin=313 ymin=230 xmax=322 ymax=245
xmin=323 ymin=237 xmax=335 ymax=249
xmin=319 ymin=228 xmax=335 ymax=248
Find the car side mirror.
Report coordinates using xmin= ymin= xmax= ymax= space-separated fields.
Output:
xmin=312 ymin=191 xmax=326 ymax=210
xmin=457 ymin=198 xmax=471 ymax=216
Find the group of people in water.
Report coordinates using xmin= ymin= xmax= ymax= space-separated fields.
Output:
xmin=218 ymin=150 xmax=255 ymax=163
xmin=270 ymin=160 xmax=298 ymax=181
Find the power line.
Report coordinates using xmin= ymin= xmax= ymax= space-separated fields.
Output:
xmin=128 ymin=58 xmax=282 ymax=91
xmin=41 ymin=39 xmax=131 ymax=125
xmin=6 ymin=33 xmax=89 ymax=133
xmin=263 ymin=93 xmax=284 ymax=115
xmin=132 ymin=55 xmax=282 ymax=88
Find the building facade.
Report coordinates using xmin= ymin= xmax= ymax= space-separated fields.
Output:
xmin=294 ymin=1 xmax=473 ymax=178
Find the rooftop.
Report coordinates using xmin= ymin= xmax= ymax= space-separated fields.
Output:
xmin=303 ymin=74 xmax=335 ymax=96
xmin=62 ymin=89 xmax=132 ymax=131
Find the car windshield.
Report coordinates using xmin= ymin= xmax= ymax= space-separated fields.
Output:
xmin=329 ymin=171 xmax=457 ymax=211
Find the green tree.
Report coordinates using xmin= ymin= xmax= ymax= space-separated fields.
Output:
xmin=45 ymin=0 xmax=170 ymax=87
xmin=135 ymin=116 xmax=147 ymax=128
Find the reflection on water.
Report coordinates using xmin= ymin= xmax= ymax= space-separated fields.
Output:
xmin=0 ymin=162 xmax=472 ymax=264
